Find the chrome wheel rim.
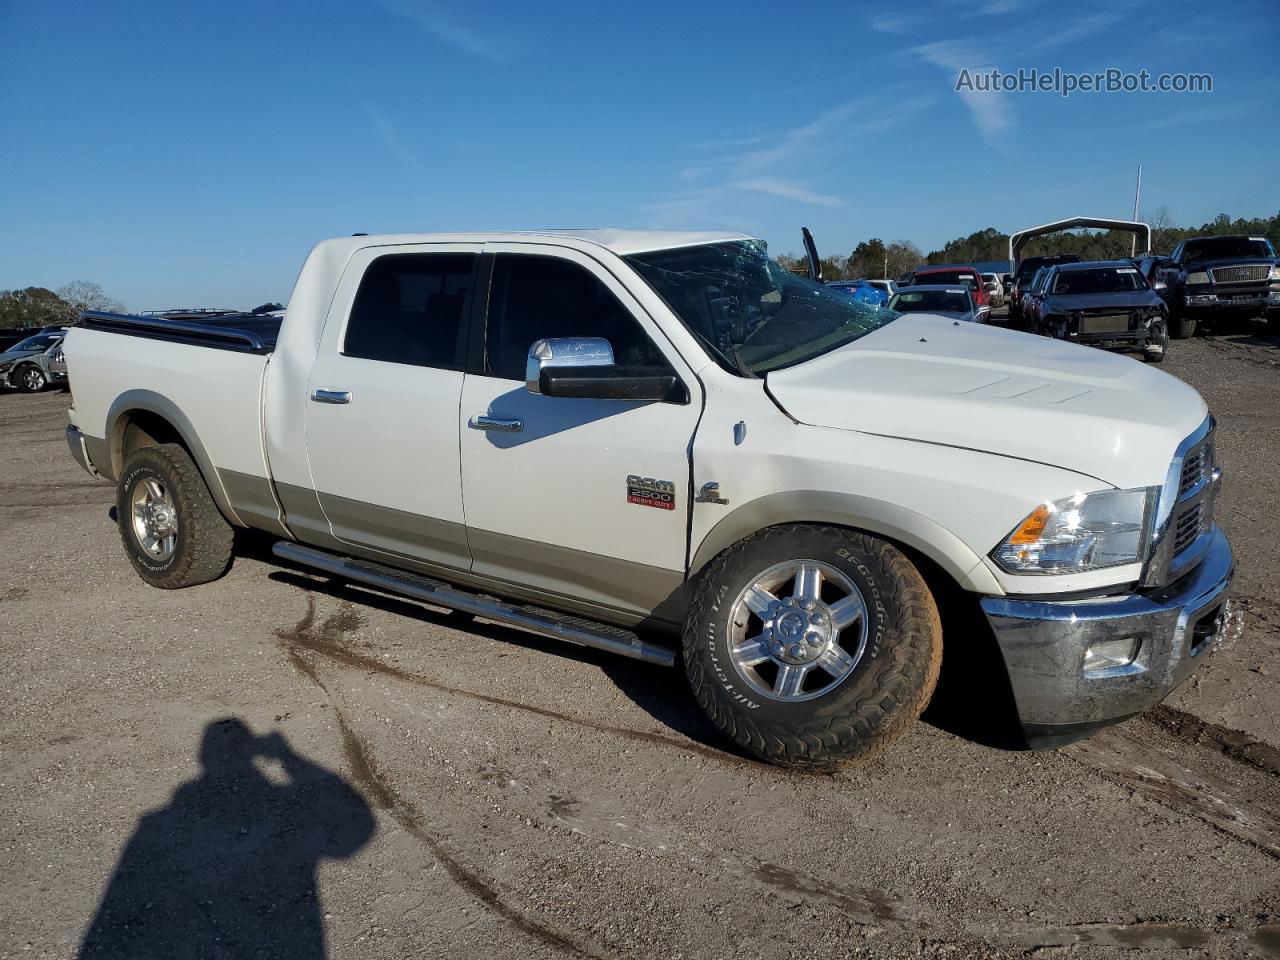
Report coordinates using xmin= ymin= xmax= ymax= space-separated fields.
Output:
xmin=130 ymin=477 xmax=178 ymax=561
xmin=727 ymin=559 xmax=869 ymax=702
xmin=20 ymin=367 xmax=44 ymax=390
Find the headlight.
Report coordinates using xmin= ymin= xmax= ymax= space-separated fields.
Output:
xmin=992 ymin=487 xmax=1157 ymax=575
xmin=1270 ymin=265 xmax=1280 ymax=281
xmin=1186 ymin=271 xmax=1210 ymax=284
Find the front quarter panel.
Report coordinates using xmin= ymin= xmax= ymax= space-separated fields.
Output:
xmin=688 ymin=375 xmax=1111 ymax=597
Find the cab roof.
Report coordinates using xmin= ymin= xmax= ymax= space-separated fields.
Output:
xmin=324 ymin=229 xmax=756 ymax=257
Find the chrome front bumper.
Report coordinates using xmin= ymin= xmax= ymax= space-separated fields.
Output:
xmin=981 ymin=528 xmax=1234 ymax=747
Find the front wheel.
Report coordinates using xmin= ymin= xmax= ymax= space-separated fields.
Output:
xmin=13 ymin=365 xmax=48 ymax=393
xmin=1144 ymin=320 xmax=1169 ymax=363
xmin=1168 ymin=309 xmax=1197 ymax=339
xmin=683 ymin=525 xmax=942 ymax=770
xmin=116 ymin=443 xmax=234 ymax=588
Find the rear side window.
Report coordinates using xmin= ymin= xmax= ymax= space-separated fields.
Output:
xmin=484 ymin=254 xmax=668 ymax=380
xmin=344 ymin=253 xmax=476 ymax=369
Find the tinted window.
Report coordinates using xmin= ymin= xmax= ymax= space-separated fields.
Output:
xmin=917 ymin=270 xmax=975 ymax=286
xmin=890 ymin=290 xmax=971 ymax=313
xmin=1182 ymin=237 xmax=1276 ymax=262
xmin=486 ymin=254 xmax=668 ymax=380
xmin=345 ymin=253 xmax=475 ymax=369
xmin=1052 ymin=267 xmax=1146 ymax=294
xmin=7 ymin=334 xmax=62 ymax=352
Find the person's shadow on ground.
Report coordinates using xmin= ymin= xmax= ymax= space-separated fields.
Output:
xmin=78 ymin=718 xmax=375 ymax=959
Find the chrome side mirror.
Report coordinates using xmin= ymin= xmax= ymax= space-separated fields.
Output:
xmin=525 ymin=337 xmax=615 ymax=395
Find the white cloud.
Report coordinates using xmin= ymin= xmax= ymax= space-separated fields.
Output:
xmin=728 ymin=179 xmax=845 ymax=208
xmin=870 ymin=12 xmax=914 ymax=33
xmin=365 ymin=107 xmax=425 ymax=172
xmin=912 ymin=40 xmax=1011 ymax=145
xmin=644 ymin=91 xmax=935 ymax=226
xmin=378 ymin=0 xmax=506 ymax=61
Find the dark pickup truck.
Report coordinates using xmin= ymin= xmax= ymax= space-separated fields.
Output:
xmin=1156 ymin=235 xmax=1280 ymax=338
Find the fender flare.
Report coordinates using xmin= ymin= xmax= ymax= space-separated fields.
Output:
xmin=688 ymin=490 xmax=1002 ymax=595
xmin=105 ymin=389 xmax=244 ymax=527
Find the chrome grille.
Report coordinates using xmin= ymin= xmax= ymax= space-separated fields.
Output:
xmin=1211 ymin=264 xmax=1269 ymax=284
xmin=1178 ymin=442 xmax=1210 ymax=497
xmin=1173 ymin=501 xmax=1205 ymax=554
xmin=1145 ymin=419 xmax=1218 ymax=587
xmin=1170 ymin=429 xmax=1214 ymax=561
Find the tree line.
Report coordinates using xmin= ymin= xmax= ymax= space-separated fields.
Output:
xmin=0 ymin=282 xmax=126 ymax=330
xmin=776 ymin=209 xmax=1280 ymax=279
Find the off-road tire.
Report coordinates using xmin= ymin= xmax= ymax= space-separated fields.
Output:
xmin=117 ymin=443 xmax=234 ymax=589
xmin=13 ymin=364 xmax=47 ymax=393
xmin=683 ymin=525 xmax=943 ymax=770
xmin=1168 ymin=310 xmax=1197 ymax=339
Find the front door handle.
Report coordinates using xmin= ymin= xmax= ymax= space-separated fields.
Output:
xmin=468 ymin=414 xmax=523 ymax=433
xmin=312 ymin=388 xmax=352 ymax=405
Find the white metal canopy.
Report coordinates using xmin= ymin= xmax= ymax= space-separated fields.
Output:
xmin=1009 ymin=217 xmax=1152 ymax=262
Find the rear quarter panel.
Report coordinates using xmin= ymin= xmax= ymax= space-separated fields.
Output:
xmin=64 ymin=328 xmax=272 ymax=485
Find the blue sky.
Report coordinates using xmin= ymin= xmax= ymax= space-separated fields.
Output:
xmin=1 ymin=0 xmax=1277 ymax=309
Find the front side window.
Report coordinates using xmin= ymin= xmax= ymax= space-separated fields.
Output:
xmin=485 ymin=254 xmax=669 ymax=380
xmin=626 ymin=240 xmax=898 ymax=376
xmin=344 ymin=253 xmax=476 ymax=369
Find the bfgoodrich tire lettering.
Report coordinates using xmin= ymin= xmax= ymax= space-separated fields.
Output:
xmin=117 ymin=443 xmax=234 ymax=589
xmin=684 ymin=525 xmax=942 ymax=770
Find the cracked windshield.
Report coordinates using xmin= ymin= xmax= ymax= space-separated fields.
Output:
xmin=627 ymin=240 xmax=899 ymax=375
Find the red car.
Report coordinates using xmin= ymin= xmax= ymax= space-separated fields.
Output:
xmin=909 ymin=266 xmax=991 ymax=316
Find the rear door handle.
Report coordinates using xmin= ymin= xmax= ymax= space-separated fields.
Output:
xmin=468 ymin=414 xmax=523 ymax=433
xmin=312 ymin=388 xmax=351 ymax=405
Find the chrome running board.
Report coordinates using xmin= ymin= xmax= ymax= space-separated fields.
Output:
xmin=272 ymin=541 xmax=676 ymax=667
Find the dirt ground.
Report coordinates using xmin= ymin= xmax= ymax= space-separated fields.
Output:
xmin=1 ymin=326 xmax=1278 ymax=959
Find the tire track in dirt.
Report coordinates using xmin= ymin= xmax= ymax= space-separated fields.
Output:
xmin=271 ymin=591 xmax=757 ymax=768
xmin=276 ymin=595 xmax=1280 ymax=956
xmin=276 ymin=597 xmax=611 ymax=960
xmin=1065 ymin=712 xmax=1280 ymax=862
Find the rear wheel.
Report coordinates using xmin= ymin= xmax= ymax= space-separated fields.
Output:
xmin=683 ymin=525 xmax=942 ymax=770
xmin=116 ymin=443 xmax=234 ymax=589
xmin=13 ymin=364 xmax=47 ymax=393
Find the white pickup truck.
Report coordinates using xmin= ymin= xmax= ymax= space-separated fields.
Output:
xmin=63 ymin=230 xmax=1234 ymax=768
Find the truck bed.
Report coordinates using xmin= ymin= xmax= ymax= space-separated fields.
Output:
xmin=64 ymin=312 xmax=279 ymax=528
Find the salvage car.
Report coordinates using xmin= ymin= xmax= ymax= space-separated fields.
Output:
xmin=0 ymin=329 xmax=66 ymax=392
xmin=1007 ymin=255 xmax=1081 ymax=328
xmin=981 ymin=273 xmax=1005 ymax=307
xmin=907 ymin=266 xmax=991 ymax=319
xmin=1033 ymin=260 xmax=1169 ymax=363
xmin=825 ymin=278 xmax=889 ymax=307
xmin=887 ymin=285 xmax=980 ymax=322
xmin=62 ymin=230 xmax=1233 ymax=768
xmin=1154 ymin=235 xmax=1280 ymax=338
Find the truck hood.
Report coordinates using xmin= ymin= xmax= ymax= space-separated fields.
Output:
xmin=766 ymin=313 xmax=1206 ymax=489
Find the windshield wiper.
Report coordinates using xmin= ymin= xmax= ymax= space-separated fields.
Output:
xmin=729 ymin=344 xmax=759 ymax=379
